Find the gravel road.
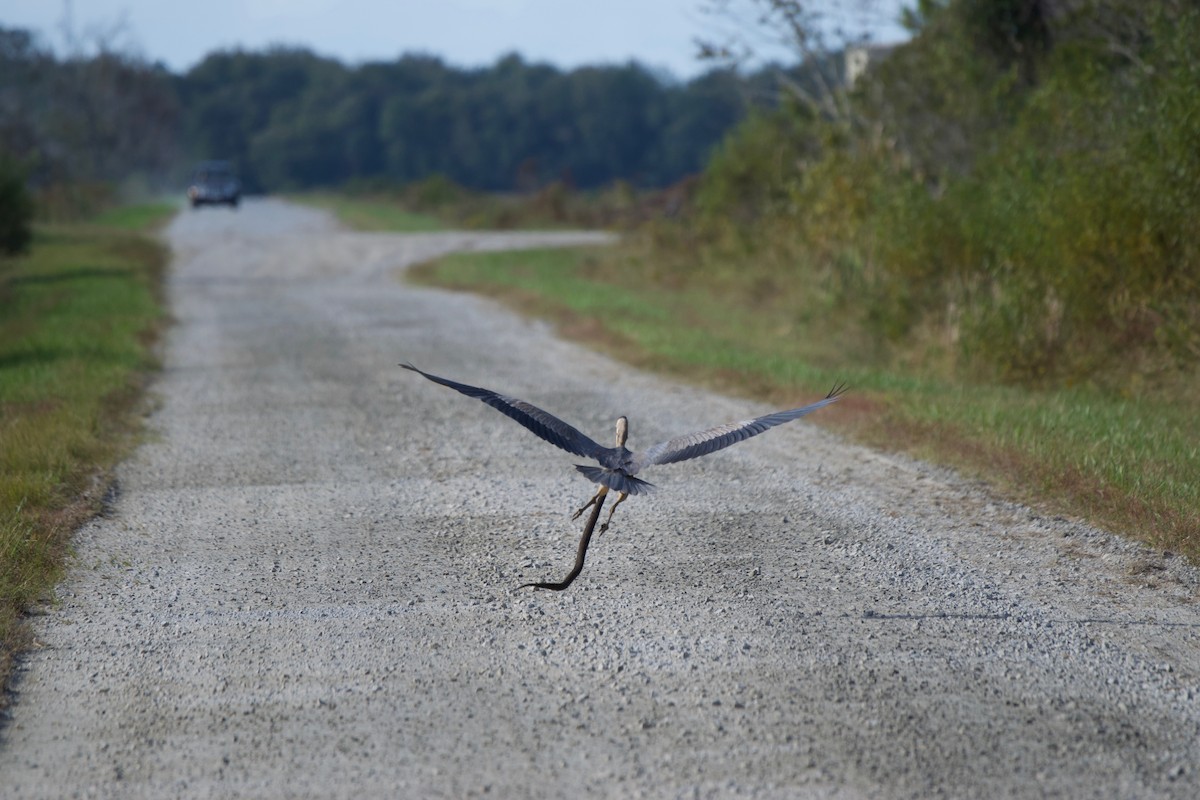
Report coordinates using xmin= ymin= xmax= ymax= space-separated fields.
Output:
xmin=2 ymin=199 xmax=1198 ymax=798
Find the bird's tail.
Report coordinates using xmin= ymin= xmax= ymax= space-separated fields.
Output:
xmin=575 ymin=465 xmax=655 ymax=496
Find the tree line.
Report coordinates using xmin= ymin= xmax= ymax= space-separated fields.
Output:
xmin=1 ymin=25 xmax=790 ymax=200
xmin=181 ymin=49 xmax=777 ymax=193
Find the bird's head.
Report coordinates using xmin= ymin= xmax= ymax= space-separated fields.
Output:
xmin=614 ymin=416 xmax=629 ymax=448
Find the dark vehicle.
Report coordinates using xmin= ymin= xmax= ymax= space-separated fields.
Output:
xmin=187 ymin=161 xmax=241 ymax=208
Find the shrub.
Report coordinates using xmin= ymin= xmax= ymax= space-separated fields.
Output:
xmin=0 ymin=155 xmax=33 ymax=256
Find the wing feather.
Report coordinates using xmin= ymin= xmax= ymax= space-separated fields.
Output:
xmin=633 ymin=385 xmax=844 ymax=470
xmin=402 ymin=364 xmax=605 ymax=459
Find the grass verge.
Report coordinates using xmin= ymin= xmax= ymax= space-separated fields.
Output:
xmin=290 ymin=178 xmax=665 ymax=232
xmin=410 ymin=247 xmax=1199 ymax=563
xmin=289 ymin=192 xmax=445 ymax=232
xmin=0 ymin=203 xmax=172 ymax=694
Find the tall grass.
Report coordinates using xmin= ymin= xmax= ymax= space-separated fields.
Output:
xmin=0 ymin=206 xmax=169 ymax=687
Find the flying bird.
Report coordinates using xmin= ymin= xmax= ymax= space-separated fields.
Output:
xmin=402 ymin=363 xmax=844 ymax=590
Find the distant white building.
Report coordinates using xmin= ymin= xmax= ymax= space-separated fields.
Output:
xmin=845 ymin=47 xmax=871 ymax=87
xmin=844 ymin=44 xmax=897 ymax=88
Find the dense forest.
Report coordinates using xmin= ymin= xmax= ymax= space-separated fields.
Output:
xmin=177 ymin=50 xmax=770 ymax=192
xmin=0 ymin=26 xmax=777 ymax=197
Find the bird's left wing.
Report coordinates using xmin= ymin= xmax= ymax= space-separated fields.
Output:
xmin=632 ymin=384 xmax=845 ymax=470
xmin=402 ymin=364 xmax=606 ymax=459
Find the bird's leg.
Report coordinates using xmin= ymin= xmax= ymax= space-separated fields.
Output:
xmin=598 ymin=491 xmax=628 ymax=535
xmin=571 ymin=485 xmax=606 ymax=521
xmin=521 ymin=488 xmax=608 ymax=591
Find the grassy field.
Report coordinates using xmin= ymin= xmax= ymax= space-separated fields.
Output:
xmin=410 ymin=246 xmax=1199 ymax=563
xmin=0 ymin=202 xmax=174 ymax=686
xmin=290 ymin=179 xmax=658 ymax=232
xmin=289 ymin=192 xmax=446 ymax=232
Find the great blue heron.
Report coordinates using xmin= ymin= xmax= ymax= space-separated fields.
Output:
xmin=402 ymin=363 xmax=845 ymax=590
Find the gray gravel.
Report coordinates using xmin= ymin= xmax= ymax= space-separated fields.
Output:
xmin=2 ymin=198 xmax=1198 ymax=799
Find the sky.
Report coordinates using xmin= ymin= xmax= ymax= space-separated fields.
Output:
xmin=2 ymin=0 xmax=910 ymax=79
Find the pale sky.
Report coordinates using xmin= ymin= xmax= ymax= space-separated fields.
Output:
xmin=2 ymin=0 xmax=910 ymax=79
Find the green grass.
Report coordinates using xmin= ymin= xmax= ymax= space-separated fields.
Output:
xmin=290 ymin=192 xmax=445 ymax=232
xmin=0 ymin=202 xmax=170 ymax=687
xmin=87 ymin=200 xmax=178 ymax=231
xmin=411 ymin=247 xmax=1199 ymax=562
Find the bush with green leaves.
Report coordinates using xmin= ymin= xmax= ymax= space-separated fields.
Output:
xmin=0 ymin=155 xmax=33 ymax=256
xmin=685 ymin=0 xmax=1200 ymax=388
xmin=881 ymin=5 xmax=1200 ymax=384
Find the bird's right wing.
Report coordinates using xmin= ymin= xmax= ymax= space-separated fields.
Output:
xmin=402 ymin=364 xmax=606 ymax=459
xmin=633 ymin=384 xmax=845 ymax=470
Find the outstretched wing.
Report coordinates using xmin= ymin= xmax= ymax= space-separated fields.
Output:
xmin=632 ymin=383 xmax=845 ymax=470
xmin=402 ymin=363 xmax=606 ymax=459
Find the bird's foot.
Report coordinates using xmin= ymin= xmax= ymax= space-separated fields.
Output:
xmin=598 ymin=522 xmax=610 ymax=536
xmin=571 ymin=497 xmax=598 ymax=521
